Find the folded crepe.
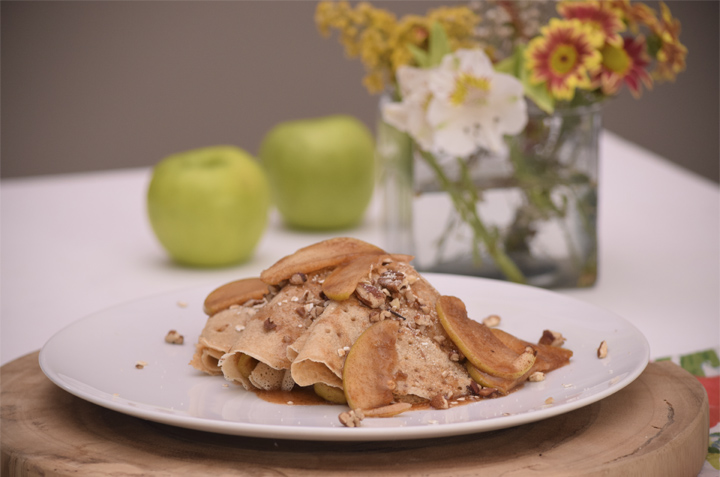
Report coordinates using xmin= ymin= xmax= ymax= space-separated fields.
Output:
xmin=190 ymin=237 xmax=571 ymax=411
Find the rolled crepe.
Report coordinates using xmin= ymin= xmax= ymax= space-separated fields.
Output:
xmin=220 ymin=271 xmax=327 ymax=390
xmin=189 ymin=305 xmax=259 ymax=375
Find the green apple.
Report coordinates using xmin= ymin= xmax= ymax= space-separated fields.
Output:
xmin=147 ymin=145 xmax=270 ymax=267
xmin=259 ymin=115 xmax=375 ymax=230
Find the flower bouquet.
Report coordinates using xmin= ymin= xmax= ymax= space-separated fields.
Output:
xmin=316 ymin=0 xmax=686 ymax=288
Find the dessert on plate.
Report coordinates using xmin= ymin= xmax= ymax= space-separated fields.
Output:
xmin=190 ymin=238 xmax=572 ymax=425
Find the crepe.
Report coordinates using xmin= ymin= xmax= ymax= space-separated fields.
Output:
xmin=190 ymin=237 xmax=572 ymax=415
xmin=189 ymin=305 xmax=259 ymax=375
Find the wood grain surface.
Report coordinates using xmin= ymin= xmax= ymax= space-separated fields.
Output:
xmin=1 ymin=352 xmax=709 ymax=476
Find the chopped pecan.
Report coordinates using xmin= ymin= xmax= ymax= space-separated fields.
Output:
xmin=597 ymin=340 xmax=608 ymax=359
xmin=430 ymin=394 xmax=449 ymax=409
xmin=482 ymin=315 xmax=501 ymax=328
xmin=289 ymin=272 xmax=307 ymax=285
xmin=164 ymin=329 xmax=184 ymax=345
xmin=377 ymin=270 xmax=405 ymax=293
xmin=338 ymin=409 xmax=365 ymax=427
xmin=528 ymin=371 xmax=545 ymax=382
xmin=263 ymin=318 xmax=277 ymax=331
xmin=539 ymin=330 xmax=566 ymax=347
xmin=468 ymin=381 xmax=482 ymax=395
xmin=355 ymin=282 xmax=386 ymax=308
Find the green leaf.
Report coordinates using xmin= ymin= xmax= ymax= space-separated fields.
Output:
xmin=407 ymin=43 xmax=430 ymax=68
xmin=428 ymin=21 xmax=451 ymax=67
xmin=494 ymin=46 xmax=522 ymax=76
xmin=494 ymin=55 xmax=518 ymax=76
xmin=512 ymin=46 xmax=554 ymax=113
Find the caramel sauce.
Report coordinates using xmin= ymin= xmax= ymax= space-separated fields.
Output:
xmin=254 ymin=386 xmax=489 ymax=409
xmin=254 ymin=386 xmax=330 ymax=406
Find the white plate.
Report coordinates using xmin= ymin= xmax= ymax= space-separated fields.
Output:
xmin=40 ymin=274 xmax=649 ymax=441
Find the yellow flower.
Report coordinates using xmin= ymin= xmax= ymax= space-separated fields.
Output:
xmin=651 ymin=2 xmax=687 ymax=82
xmin=525 ymin=18 xmax=603 ymax=101
xmin=315 ymin=1 xmax=479 ymax=94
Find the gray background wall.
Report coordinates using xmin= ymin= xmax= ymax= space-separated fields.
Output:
xmin=2 ymin=1 xmax=718 ymax=182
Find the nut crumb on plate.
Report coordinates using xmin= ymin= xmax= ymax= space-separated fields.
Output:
xmin=597 ymin=340 xmax=608 ymax=359
xmin=164 ymin=329 xmax=184 ymax=344
xmin=135 ymin=360 xmax=148 ymax=369
xmin=528 ymin=371 xmax=545 ymax=382
xmin=339 ymin=409 xmax=365 ymax=427
xmin=482 ymin=314 xmax=501 ymax=327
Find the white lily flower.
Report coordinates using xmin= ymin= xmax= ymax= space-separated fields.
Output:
xmin=382 ymin=66 xmax=435 ymax=152
xmin=428 ymin=49 xmax=527 ymax=156
xmin=382 ymin=48 xmax=527 ymax=158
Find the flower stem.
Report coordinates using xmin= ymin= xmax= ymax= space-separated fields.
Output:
xmin=419 ymin=150 xmax=527 ymax=284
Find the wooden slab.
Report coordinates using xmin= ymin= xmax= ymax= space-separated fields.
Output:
xmin=1 ymin=352 xmax=709 ymax=476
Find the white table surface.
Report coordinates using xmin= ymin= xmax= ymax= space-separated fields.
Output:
xmin=2 ymin=130 xmax=718 ymax=367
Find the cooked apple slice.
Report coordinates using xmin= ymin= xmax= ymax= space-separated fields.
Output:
xmin=342 ymin=319 xmax=400 ymax=411
xmin=322 ymin=253 xmax=414 ymax=301
xmin=436 ymin=295 xmax=536 ymax=379
xmin=203 ymin=277 xmax=269 ymax=315
xmin=260 ymin=237 xmax=386 ymax=285
xmin=236 ymin=353 xmax=258 ymax=379
xmin=362 ymin=402 xmax=412 ymax=418
xmin=465 ymin=362 xmax=528 ymax=395
xmin=491 ymin=328 xmax=572 ymax=373
xmin=313 ymin=382 xmax=347 ymax=404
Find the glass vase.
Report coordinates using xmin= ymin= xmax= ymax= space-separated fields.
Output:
xmin=377 ymin=98 xmax=600 ymax=288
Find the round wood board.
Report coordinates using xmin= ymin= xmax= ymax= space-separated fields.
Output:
xmin=1 ymin=352 xmax=709 ymax=477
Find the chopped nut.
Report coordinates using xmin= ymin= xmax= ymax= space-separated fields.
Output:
xmin=468 ymin=381 xmax=482 ymax=395
xmin=338 ymin=409 xmax=365 ymax=427
xmin=311 ymin=305 xmax=325 ymax=319
xmin=337 ymin=348 xmax=346 ymax=357
xmin=414 ymin=314 xmax=432 ymax=327
xmin=389 ymin=297 xmax=401 ymax=309
xmin=597 ymin=340 xmax=608 ymax=359
xmin=164 ymin=329 xmax=184 ymax=345
xmin=430 ymin=394 xmax=449 ymax=409
xmin=449 ymin=352 xmax=460 ymax=362
xmin=528 ymin=371 xmax=545 ymax=382
xmin=545 ymin=397 xmax=555 ymax=405
xmin=235 ymin=325 xmax=245 ymax=332
xmin=289 ymin=272 xmax=307 ymax=285
xmin=482 ymin=314 xmax=501 ymax=328
xmin=539 ymin=330 xmax=566 ymax=347
xmin=135 ymin=360 xmax=148 ymax=369
xmin=433 ymin=335 xmax=446 ymax=344
xmin=378 ymin=270 xmax=405 ymax=293
xmin=263 ymin=318 xmax=277 ymax=332
xmin=369 ymin=310 xmax=382 ymax=323
xmin=511 ymin=347 xmax=536 ymax=373
xmin=355 ymin=282 xmax=386 ymax=309
xmin=295 ymin=306 xmax=307 ymax=318
xmin=176 ymin=301 xmax=188 ymax=308
xmin=403 ymin=289 xmax=416 ymax=304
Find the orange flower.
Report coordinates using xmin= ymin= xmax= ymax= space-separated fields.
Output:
xmin=596 ymin=36 xmax=652 ymax=97
xmin=557 ymin=0 xmax=626 ymax=47
xmin=525 ymin=18 xmax=603 ymax=101
xmin=651 ymin=2 xmax=687 ymax=82
xmin=607 ymin=0 xmax=657 ymax=34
